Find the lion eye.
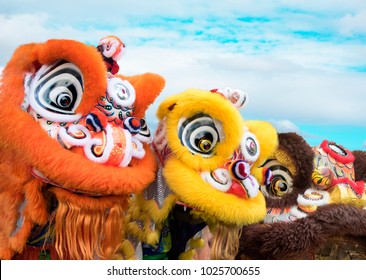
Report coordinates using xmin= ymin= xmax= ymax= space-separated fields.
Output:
xmin=270 ymin=177 xmax=289 ymax=196
xmin=261 ymin=159 xmax=293 ymax=198
xmin=198 ymin=138 xmax=212 ymax=152
xmin=27 ymin=60 xmax=84 ymax=122
xmin=241 ymin=131 xmax=260 ymax=163
xmin=178 ymin=113 xmax=223 ymax=157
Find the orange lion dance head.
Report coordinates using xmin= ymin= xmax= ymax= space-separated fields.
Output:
xmin=0 ymin=38 xmax=165 ymax=259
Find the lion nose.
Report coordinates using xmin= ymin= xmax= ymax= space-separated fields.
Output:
xmin=231 ymin=160 xmax=250 ymax=180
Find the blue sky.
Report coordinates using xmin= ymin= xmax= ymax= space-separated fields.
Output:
xmin=1 ymin=0 xmax=365 ymax=150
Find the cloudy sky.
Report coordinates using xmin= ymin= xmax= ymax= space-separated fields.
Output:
xmin=1 ymin=0 xmax=365 ymax=150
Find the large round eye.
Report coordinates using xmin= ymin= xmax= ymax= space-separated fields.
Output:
xmin=320 ymin=140 xmax=354 ymax=164
xmin=49 ymin=88 xmax=73 ymax=108
xmin=270 ymin=177 xmax=289 ymax=196
xmin=28 ymin=60 xmax=84 ymax=122
xmin=107 ymin=77 xmax=136 ymax=107
xmin=178 ymin=113 xmax=223 ymax=157
xmin=240 ymin=131 xmax=260 ymax=163
xmin=261 ymin=159 xmax=293 ymax=198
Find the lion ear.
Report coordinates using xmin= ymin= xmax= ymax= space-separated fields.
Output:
xmin=3 ymin=43 xmax=39 ymax=75
xmin=156 ymin=94 xmax=183 ymax=121
xmin=119 ymin=73 xmax=165 ymax=119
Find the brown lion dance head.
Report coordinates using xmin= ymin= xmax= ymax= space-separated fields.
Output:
xmin=0 ymin=38 xmax=165 ymax=259
xmin=237 ymin=133 xmax=366 ymax=260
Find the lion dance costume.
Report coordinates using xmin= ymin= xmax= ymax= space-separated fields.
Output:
xmin=0 ymin=37 xmax=165 ymax=259
xmin=237 ymin=133 xmax=366 ymax=259
xmin=123 ymin=87 xmax=278 ymax=260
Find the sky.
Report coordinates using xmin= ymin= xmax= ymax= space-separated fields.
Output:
xmin=1 ymin=0 xmax=365 ymax=151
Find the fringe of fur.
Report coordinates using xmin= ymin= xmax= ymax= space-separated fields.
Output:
xmin=164 ymin=158 xmax=266 ymax=225
xmin=210 ymin=223 xmax=241 ymax=260
xmin=7 ymin=178 xmax=48 ymax=256
xmin=51 ymin=188 xmax=127 ymax=260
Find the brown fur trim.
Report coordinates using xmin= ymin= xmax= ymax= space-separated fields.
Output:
xmin=353 ymin=150 xmax=366 ymax=181
xmin=237 ymin=204 xmax=366 ymax=259
xmin=266 ymin=133 xmax=314 ymax=209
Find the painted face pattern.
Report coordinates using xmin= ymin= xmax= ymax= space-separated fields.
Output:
xmin=260 ymin=139 xmax=366 ymax=224
xmin=201 ymin=128 xmax=261 ymax=199
xmin=23 ymin=60 xmax=150 ymax=176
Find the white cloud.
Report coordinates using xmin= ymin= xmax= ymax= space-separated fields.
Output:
xmin=280 ymin=0 xmax=366 ymax=14
xmin=119 ymin=46 xmax=366 ymax=128
xmin=340 ymin=9 xmax=366 ymax=35
xmin=0 ymin=13 xmax=112 ymax=65
xmin=364 ymin=141 xmax=366 ymax=148
xmin=1 ymin=1 xmax=366 ymax=132
xmin=268 ymin=119 xmax=301 ymax=133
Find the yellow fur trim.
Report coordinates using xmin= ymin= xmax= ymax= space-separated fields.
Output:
xmin=124 ymin=193 xmax=170 ymax=245
xmin=135 ymin=193 xmax=177 ymax=224
xmin=243 ymin=120 xmax=278 ymax=183
xmin=145 ymin=230 xmax=160 ymax=246
xmin=157 ymin=89 xmax=244 ymax=171
xmin=179 ymin=249 xmax=195 ymax=260
xmin=190 ymin=238 xmax=205 ymax=249
xmin=120 ymin=240 xmax=137 ymax=260
xmin=164 ymin=158 xmax=266 ymax=225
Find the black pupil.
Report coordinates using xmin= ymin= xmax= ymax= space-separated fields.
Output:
xmin=246 ymin=138 xmax=257 ymax=156
xmin=270 ymin=178 xmax=288 ymax=195
xmin=195 ymin=133 xmax=213 ymax=151
xmin=276 ymin=181 xmax=287 ymax=191
xmin=59 ymin=96 xmax=71 ymax=107
xmin=202 ymin=140 xmax=211 ymax=150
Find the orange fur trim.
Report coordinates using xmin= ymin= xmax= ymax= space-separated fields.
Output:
xmin=118 ymin=73 xmax=165 ymax=119
xmin=23 ymin=179 xmax=48 ymax=224
xmin=0 ymin=191 xmax=24 ymax=259
xmin=0 ymin=39 xmax=162 ymax=195
xmin=7 ymin=179 xmax=48 ymax=254
xmin=52 ymin=188 xmax=128 ymax=260
xmin=0 ymin=107 xmax=157 ymax=194
xmin=1 ymin=40 xmax=106 ymax=115
xmin=9 ymin=220 xmax=33 ymax=254
xmin=0 ymin=39 xmax=165 ymax=259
